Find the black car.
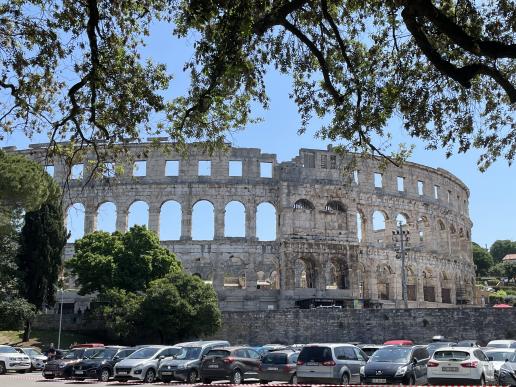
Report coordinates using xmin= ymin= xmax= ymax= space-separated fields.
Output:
xmin=42 ymin=348 xmax=101 ymax=379
xmin=498 ymin=351 xmax=516 ymax=386
xmin=200 ymin=346 xmax=261 ymax=384
xmin=72 ymin=346 xmax=135 ymax=382
xmin=362 ymin=345 xmax=429 ymax=385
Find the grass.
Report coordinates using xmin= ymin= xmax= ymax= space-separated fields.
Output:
xmin=0 ymin=329 xmax=96 ymax=350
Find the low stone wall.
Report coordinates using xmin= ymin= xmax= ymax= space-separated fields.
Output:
xmin=213 ymin=307 xmax=516 ymax=345
xmin=33 ymin=314 xmax=104 ymax=332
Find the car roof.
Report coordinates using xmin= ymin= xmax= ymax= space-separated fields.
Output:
xmin=484 ymin=348 xmax=516 ymax=352
xmin=433 ymin=346 xmax=477 ymax=352
xmin=303 ymin=343 xmax=357 ymax=347
xmin=207 ymin=346 xmax=249 ymax=351
xmin=179 ymin=340 xmax=229 ymax=348
xmin=488 ymin=340 xmax=516 ymax=343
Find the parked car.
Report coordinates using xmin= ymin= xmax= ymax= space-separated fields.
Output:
xmin=498 ymin=351 xmax=516 ymax=386
xmin=113 ymin=345 xmax=181 ymax=383
xmin=487 ymin=340 xmax=516 ymax=349
xmin=258 ymin=349 xmax=298 ymax=383
xmin=70 ymin=343 xmax=105 ymax=349
xmin=362 ymin=345 xmax=429 ymax=385
xmin=14 ymin=347 xmax=47 ymax=371
xmin=457 ymin=340 xmax=481 ymax=348
xmin=384 ymin=340 xmax=414 ymax=346
xmin=484 ymin=348 xmax=516 ymax=380
xmin=296 ymin=343 xmax=367 ymax=384
xmin=42 ymin=347 xmax=101 ymax=379
xmin=426 ymin=342 xmax=457 ymax=356
xmin=72 ymin=346 xmax=135 ymax=382
xmin=358 ymin=344 xmax=383 ymax=357
xmin=261 ymin=344 xmax=288 ymax=353
xmin=158 ymin=340 xmax=230 ymax=383
xmin=43 ymin=348 xmax=67 ymax=360
xmin=427 ymin=346 xmax=495 ymax=385
xmin=0 ymin=345 xmax=31 ymax=374
xmin=199 ymin=346 xmax=261 ymax=384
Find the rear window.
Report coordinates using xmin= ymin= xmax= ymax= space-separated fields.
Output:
xmin=206 ymin=349 xmax=230 ymax=357
xmin=433 ymin=351 xmax=470 ymax=361
xmin=298 ymin=346 xmax=332 ymax=363
xmin=486 ymin=351 xmax=514 ymax=361
xmin=262 ymin=353 xmax=287 ymax=364
xmin=289 ymin=353 xmax=299 ymax=363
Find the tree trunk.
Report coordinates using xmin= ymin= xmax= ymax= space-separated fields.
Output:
xmin=22 ymin=319 xmax=31 ymax=342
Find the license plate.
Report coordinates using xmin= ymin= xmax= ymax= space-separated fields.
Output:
xmin=118 ymin=371 xmax=128 ymax=375
xmin=75 ymin=371 xmax=84 ymax=375
xmin=162 ymin=371 xmax=172 ymax=375
xmin=372 ymin=378 xmax=387 ymax=383
xmin=208 ymin=364 xmax=219 ymax=368
xmin=442 ymin=367 xmax=459 ymax=372
xmin=267 ymin=367 xmax=279 ymax=371
xmin=306 ymin=362 xmax=319 ymax=366
xmin=44 ymin=371 xmax=54 ymax=375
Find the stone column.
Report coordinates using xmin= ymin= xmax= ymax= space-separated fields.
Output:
xmin=435 ymin=279 xmax=442 ymax=303
xmin=214 ymin=203 xmax=225 ymax=239
xmin=280 ymin=252 xmax=292 ymax=290
xmin=116 ymin=206 xmax=128 ymax=232
xmin=181 ymin=205 xmax=192 ymax=240
xmin=148 ymin=205 xmax=160 ymax=236
xmin=84 ymin=203 xmax=97 ymax=234
xmin=245 ymin=203 xmax=257 ymax=239
xmin=417 ymin=273 xmax=425 ymax=302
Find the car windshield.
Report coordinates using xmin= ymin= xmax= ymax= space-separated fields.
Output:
xmin=0 ymin=347 xmax=18 ymax=354
xmin=434 ymin=351 xmax=470 ymax=361
xmin=262 ymin=353 xmax=287 ymax=365
xmin=487 ymin=351 xmax=515 ymax=361
xmin=509 ymin=353 xmax=516 ymax=363
xmin=64 ymin=350 xmax=82 ymax=359
xmin=26 ymin=348 xmax=42 ymax=356
xmin=175 ymin=347 xmax=202 ymax=360
xmin=92 ymin=349 xmax=118 ymax=359
xmin=128 ymin=347 xmax=160 ymax=359
xmin=370 ymin=347 xmax=412 ymax=363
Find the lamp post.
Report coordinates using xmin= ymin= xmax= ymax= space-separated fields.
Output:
xmin=57 ymin=285 xmax=64 ymax=350
xmin=392 ymin=222 xmax=410 ymax=309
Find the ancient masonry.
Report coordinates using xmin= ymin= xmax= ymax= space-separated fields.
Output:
xmin=11 ymin=141 xmax=477 ymax=311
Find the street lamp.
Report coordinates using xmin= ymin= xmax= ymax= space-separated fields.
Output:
xmin=392 ymin=223 xmax=410 ymax=309
xmin=57 ymin=279 xmax=64 ymax=350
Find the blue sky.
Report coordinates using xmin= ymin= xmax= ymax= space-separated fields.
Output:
xmin=1 ymin=21 xmax=515 ymax=248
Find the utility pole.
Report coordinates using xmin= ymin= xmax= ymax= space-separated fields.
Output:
xmin=57 ymin=287 xmax=64 ymax=350
xmin=393 ymin=222 xmax=410 ymax=309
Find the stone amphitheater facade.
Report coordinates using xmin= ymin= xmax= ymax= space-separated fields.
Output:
xmin=12 ymin=141 xmax=477 ymax=311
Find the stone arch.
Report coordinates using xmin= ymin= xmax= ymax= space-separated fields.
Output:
xmin=406 ymin=265 xmax=417 ymax=301
xmin=417 ymin=216 xmax=429 ymax=242
xmin=223 ymin=256 xmax=247 ymax=289
xmin=192 ymin=200 xmax=215 ymax=240
xmin=422 ymin=268 xmax=436 ymax=302
xmin=256 ymin=202 xmax=276 ymax=241
xmin=326 ymin=258 xmax=349 ymax=289
xmin=450 ymin=224 xmax=457 ymax=234
xmin=269 ymin=270 xmax=280 ymax=289
xmin=356 ymin=209 xmax=366 ymax=243
xmin=372 ymin=210 xmax=388 ymax=230
xmin=377 ymin=264 xmax=394 ymax=300
xmin=293 ymin=199 xmax=315 ymax=210
xmin=437 ymin=219 xmax=446 ymax=231
xmin=395 ymin=212 xmax=409 ymax=226
xmin=294 ymin=257 xmax=316 ymax=288
xmin=355 ymin=262 xmax=369 ymax=299
xmin=325 ymin=200 xmax=346 ymax=213
xmin=224 ymin=200 xmax=246 ymax=237
xmin=96 ymin=201 xmax=117 ymax=232
xmin=127 ymin=200 xmax=149 ymax=229
xmin=324 ymin=200 xmax=348 ymax=231
xmin=66 ymin=203 xmax=85 ymax=242
xmin=159 ymin=200 xmax=182 ymax=240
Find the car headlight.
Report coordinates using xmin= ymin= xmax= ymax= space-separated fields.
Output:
xmin=59 ymin=364 xmax=66 ymax=368
xmin=395 ymin=365 xmax=408 ymax=376
xmin=360 ymin=366 xmax=365 ymax=376
xmin=134 ymin=369 xmax=142 ymax=375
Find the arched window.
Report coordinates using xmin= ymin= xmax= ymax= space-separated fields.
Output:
xmin=372 ymin=210 xmax=386 ymax=231
xmin=97 ymin=202 xmax=117 ymax=233
xmin=128 ymin=200 xmax=149 ymax=229
xmin=438 ymin=219 xmax=446 ymax=231
xmin=395 ymin=213 xmax=408 ymax=226
xmin=192 ymin=200 xmax=214 ymax=240
xmin=256 ymin=202 xmax=276 ymax=241
xmin=295 ymin=258 xmax=316 ymax=288
xmin=66 ymin=203 xmax=85 ymax=242
xmin=293 ymin=199 xmax=315 ymax=210
xmin=160 ymin=200 xmax=182 ymax=240
xmin=325 ymin=200 xmax=346 ymax=213
xmin=224 ymin=201 xmax=246 ymax=237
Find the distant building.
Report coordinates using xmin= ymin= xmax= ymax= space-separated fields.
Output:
xmin=502 ymin=254 xmax=516 ymax=264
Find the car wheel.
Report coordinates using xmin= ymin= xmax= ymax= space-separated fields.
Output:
xmin=0 ymin=362 xmax=5 ymax=375
xmin=290 ymin=374 xmax=298 ymax=384
xmin=43 ymin=375 xmax=54 ymax=379
xmin=99 ymin=368 xmax=110 ymax=382
xmin=479 ymin=375 xmax=485 ymax=386
xmin=340 ymin=372 xmax=350 ymax=385
xmin=16 ymin=370 xmax=26 ymax=374
xmin=231 ymin=369 xmax=243 ymax=384
xmin=187 ymin=369 xmax=198 ymax=383
xmin=201 ymin=378 xmax=212 ymax=384
xmin=144 ymin=368 xmax=156 ymax=383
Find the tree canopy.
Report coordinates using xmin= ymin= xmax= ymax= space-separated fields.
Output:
xmin=1 ymin=1 xmax=515 ymax=170
xmin=472 ymin=242 xmax=494 ymax=277
xmin=489 ymin=239 xmax=516 ymax=263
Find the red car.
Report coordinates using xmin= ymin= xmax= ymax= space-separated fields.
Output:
xmin=383 ymin=340 xmax=414 ymax=346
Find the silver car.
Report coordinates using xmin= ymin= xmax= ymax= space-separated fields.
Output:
xmin=296 ymin=343 xmax=368 ymax=384
xmin=15 ymin=347 xmax=47 ymax=370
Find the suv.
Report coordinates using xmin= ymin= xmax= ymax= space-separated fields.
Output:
xmin=72 ymin=346 xmax=135 ymax=382
xmin=15 ymin=347 xmax=47 ymax=371
xmin=487 ymin=340 xmax=516 ymax=349
xmin=199 ymin=346 xmax=261 ymax=384
xmin=296 ymin=343 xmax=368 ymax=384
xmin=362 ymin=345 xmax=429 ymax=385
xmin=427 ymin=346 xmax=495 ymax=385
xmin=113 ymin=345 xmax=181 ymax=383
xmin=258 ymin=349 xmax=299 ymax=383
xmin=43 ymin=347 xmax=101 ymax=379
xmin=158 ymin=340 xmax=229 ymax=383
xmin=0 ymin=345 xmax=31 ymax=374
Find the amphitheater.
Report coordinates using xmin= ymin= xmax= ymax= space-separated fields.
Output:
xmin=12 ymin=140 xmax=477 ymax=311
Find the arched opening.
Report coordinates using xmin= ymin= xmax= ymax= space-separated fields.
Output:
xmin=356 ymin=263 xmax=368 ymax=299
xmin=269 ymin=270 xmax=280 ymax=290
xmin=377 ymin=265 xmax=393 ymax=300
xmin=256 ymin=202 xmax=276 ymax=241
xmin=372 ymin=210 xmax=386 ymax=231
xmin=127 ymin=200 xmax=149 ymax=229
xmin=395 ymin=213 xmax=408 ymax=226
xmin=224 ymin=201 xmax=246 ymax=237
xmin=324 ymin=200 xmax=348 ymax=231
xmin=294 ymin=258 xmax=316 ymax=288
xmin=160 ymin=200 xmax=182 ymax=240
xmin=97 ymin=202 xmax=117 ymax=233
xmin=441 ymin=271 xmax=452 ymax=304
xmin=423 ymin=269 xmax=436 ymax=302
xmin=356 ymin=211 xmax=366 ymax=242
xmin=192 ymin=200 xmax=214 ymax=240
xmin=325 ymin=200 xmax=346 ymax=213
xmin=417 ymin=216 xmax=428 ymax=242
xmin=406 ymin=266 xmax=417 ymax=301
xmin=326 ymin=259 xmax=349 ymax=289
xmin=66 ymin=203 xmax=85 ymax=242
xmin=223 ymin=256 xmax=246 ymax=288
xmin=293 ymin=199 xmax=315 ymax=210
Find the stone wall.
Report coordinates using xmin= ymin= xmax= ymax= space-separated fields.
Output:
xmin=213 ymin=308 xmax=516 ymax=345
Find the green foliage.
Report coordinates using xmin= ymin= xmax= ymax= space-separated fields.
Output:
xmin=472 ymin=242 xmax=494 ymax=277
xmin=99 ymin=289 xmax=145 ymax=342
xmin=490 ymin=240 xmax=516 ymax=263
xmin=67 ymin=225 xmax=181 ymax=295
xmin=489 ymin=262 xmax=516 ymax=280
xmin=1 ymin=2 xmax=516 ymax=169
xmin=0 ymin=298 xmax=36 ymax=331
xmin=17 ymin=200 xmax=69 ymax=309
xmin=0 ymin=229 xmax=20 ymax=299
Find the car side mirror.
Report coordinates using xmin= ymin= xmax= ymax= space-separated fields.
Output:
xmin=412 ymin=358 xmax=418 ymax=365
xmin=113 ymin=356 xmax=120 ymax=361
xmin=158 ymin=356 xmax=165 ymax=361
xmin=488 ymin=356 xmax=493 ymax=361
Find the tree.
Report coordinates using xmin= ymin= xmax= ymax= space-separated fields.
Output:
xmin=2 ymin=2 xmax=516 ymax=170
xmin=16 ymin=200 xmax=68 ymax=341
xmin=472 ymin=242 xmax=494 ymax=277
xmin=489 ymin=262 xmax=516 ymax=281
xmin=490 ymin=240 xmax=516 ymax=263
xmin=0 ymin=298 xmax=36 ymax=332
xmin=67 ymin=225 xmax=181 ymax=294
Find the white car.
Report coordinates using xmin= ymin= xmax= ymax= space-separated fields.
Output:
xmin=0 ymin=345 xmax=32 ymax=374
xmin=15 ymin=347 xmax=48 ymax=370
xmin=113 ymin=346 xmax=181 ymax=383
xmin=487 ymin=340 xmax=516 ymax=349
xmin=427 ymin=346 xmax=495 ymax=385
xmin=484 ymin=348 xmax=516 ymax=379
